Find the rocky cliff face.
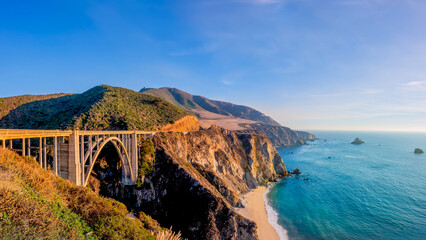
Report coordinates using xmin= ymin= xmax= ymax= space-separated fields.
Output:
xmin=240 ymin=123 xmax=304 ymax=147
xmin=296 ymin=130 xmax=316 ymax=141
xmin=91 ymin=126 xmax=287 ymax=240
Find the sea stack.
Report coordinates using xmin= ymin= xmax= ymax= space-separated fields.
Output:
xmin=351 ymin=137 xmax=365 ymax=144
xmin=414 ymin=148 xmax=424 ymax=154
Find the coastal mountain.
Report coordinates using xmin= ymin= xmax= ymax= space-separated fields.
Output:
xmin=0 ymin=84 xmax=289 ymax=239
xmin=0 ymin=85 xmax=199 ymax=131
xmin=140 ymin=87 xmax=314 ymax=146
xmin=140 ymin=87 xmax=281 ymax=127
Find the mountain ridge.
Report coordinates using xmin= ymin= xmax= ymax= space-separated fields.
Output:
xmin=0 ymin=85 xmax=198 ymax=131
xmin=140 ymin=87 xmax=314 ymax=146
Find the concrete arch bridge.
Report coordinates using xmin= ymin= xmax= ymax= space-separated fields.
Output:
xmin=0 ymin=129 xmax=157 ymax=186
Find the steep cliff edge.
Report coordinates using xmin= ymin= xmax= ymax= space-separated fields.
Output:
xmin=93 ymin=125 xmax=287 ymax=240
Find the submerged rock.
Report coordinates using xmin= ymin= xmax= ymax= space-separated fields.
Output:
xmin=292 ymin=168 xmax=301 ymax=174
xmin=414 ymin=148 xmax=424 ymax=154
xmin=351 ymin=137 xmax=365 ymax=145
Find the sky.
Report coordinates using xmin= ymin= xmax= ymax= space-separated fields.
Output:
xmin=1 ymin=0 xmax=426 ymax=131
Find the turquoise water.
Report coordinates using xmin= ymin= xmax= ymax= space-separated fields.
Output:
xmin=268 ymin=131 xmax=426 ymax=240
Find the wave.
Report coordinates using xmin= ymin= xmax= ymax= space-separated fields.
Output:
xmin=264 ymin=185 xmax=289 ymax=240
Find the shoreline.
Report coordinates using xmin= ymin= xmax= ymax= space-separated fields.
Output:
xmin=236 ymin=185 xmax=288 ymax=240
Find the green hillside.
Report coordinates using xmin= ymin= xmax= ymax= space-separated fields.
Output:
xmin=0 ymin=85 xmax=189 ymax=130
xmin=0 ymin=93 xmax=70 ymax=119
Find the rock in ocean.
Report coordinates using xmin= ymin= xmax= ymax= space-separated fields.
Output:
xmin=351 ymin=137 xmax=365 ymax=145
xmin=414 ymin=148 xmax=424 ymax=154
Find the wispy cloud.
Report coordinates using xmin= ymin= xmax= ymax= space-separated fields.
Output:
xmin=404 ymin=81 xmax=426 ymax=91
xmin=221 ymin=80 xmax=233 ymax=85
xmin=405 ymin=81 xmax=426 ymax=86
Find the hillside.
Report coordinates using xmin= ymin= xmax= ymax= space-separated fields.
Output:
xmin=0 ymin=148 xmax=179 ymax=239
xmin=0 ymin=85 xmax=197 ymax=131
xmin=0 ymin=93 xmax=70 ymax=119
xmin=140 ymin=87 xmax=280 ymax=126
xmin=140 ymin=87 xmax=314 ymax=146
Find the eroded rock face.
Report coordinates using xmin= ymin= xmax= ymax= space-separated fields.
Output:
xmin=242 ymin=123 xmax=306 ymax=147
xmin=90 ymin=126 xmax=286 ymax=240
xmin=153 ymin=126 xmax=287 ymax=204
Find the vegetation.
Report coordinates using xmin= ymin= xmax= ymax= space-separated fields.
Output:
xmin=140 ymin=87 xmax=281 ymax=126
xmin=0 ymin=85 xmax=189 ymax=130
xmin=0 ymin=149 xmax=160 ymax=240
xmin=0 ymin=93 xmax=70 ymax=119
xmin=136 ymin=139 xmax=155 ymax=187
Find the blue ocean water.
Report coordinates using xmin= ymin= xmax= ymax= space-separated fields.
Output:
xmin=268 ymin=131 xmax=426 ymax=240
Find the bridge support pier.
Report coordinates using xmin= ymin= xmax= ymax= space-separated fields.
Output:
xmin=68 ymin=131 xmax=82 ymax=186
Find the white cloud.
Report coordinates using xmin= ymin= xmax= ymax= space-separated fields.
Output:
xmin=221 ymin=80 xmax=233 ymax=85
xmin=405 ymin=81 xmax=426 ymax=86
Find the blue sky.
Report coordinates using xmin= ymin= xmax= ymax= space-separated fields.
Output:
xmin=1 ymin=0 xmax=426 ymax=131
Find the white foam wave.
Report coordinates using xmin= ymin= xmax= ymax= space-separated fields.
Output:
xmin=264 ymin=185 xmax=289 ymax=240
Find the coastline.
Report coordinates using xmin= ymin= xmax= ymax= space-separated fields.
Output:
xmin=236 ymin=186 xmax=288 ymax=240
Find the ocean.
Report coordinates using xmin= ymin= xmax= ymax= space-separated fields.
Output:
xmin=267 ymin=131 xmax=426 ymax=240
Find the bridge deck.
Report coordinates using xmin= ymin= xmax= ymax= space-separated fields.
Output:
xmin=0 ymin=129 xmax=157 ymax=140
xmin=0 ymin=129 xmax=73 ymax=139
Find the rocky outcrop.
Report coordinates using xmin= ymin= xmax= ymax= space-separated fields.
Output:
xmin=92 ymin=126 xmax=287 ymax=240
xmin=296 ymin=130 xmax=316 ymax=141
xmin=414 ymin=148 xmax=424 ymax=154
xmin=351 ymin=137 xmax=365 ymax=144
xmin=240 ymin=123 xmax=307 ymax=147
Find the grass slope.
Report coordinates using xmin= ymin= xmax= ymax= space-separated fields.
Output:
xmin=0 ymin=93 xmax=70 ymax=119
xmin=0 ymin=85 xmax=189 ymax=130
xmin=0 ymin=149 xmax=160 ymax=240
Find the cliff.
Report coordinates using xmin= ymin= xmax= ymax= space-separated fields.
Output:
xmin=241 ymin=123 xmax=305 ymax=146
xmin=296 ymin=130 xmax=316 ymax=141
xmin=90 ymin=125 xmax=287 ymax=240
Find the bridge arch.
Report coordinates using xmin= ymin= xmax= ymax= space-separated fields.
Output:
xmin=82 ymin=136 xmax=134 ymax=187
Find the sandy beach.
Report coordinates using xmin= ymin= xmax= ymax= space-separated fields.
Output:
xmin=236 ymin=186 xmax=280 ymax=240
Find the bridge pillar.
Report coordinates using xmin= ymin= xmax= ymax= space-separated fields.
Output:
xmin=68 ymin=130 xmax=82 ymax=186
xmin=131 ymin=132 xmax=138 ymax=184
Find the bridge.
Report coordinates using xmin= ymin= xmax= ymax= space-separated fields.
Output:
xmin=0 ymin=129 xmax=157 ymax=186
